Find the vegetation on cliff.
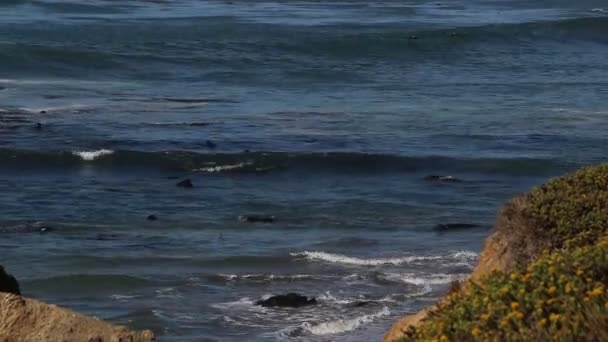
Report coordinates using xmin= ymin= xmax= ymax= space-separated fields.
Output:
xmin=397 ymin=164 xmax=608 ymax=341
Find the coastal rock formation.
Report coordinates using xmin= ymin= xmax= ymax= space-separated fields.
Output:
xmin=0 ymin=266 xmax=20 ymax=295
xmin=256 ymin=293 xmax=317 ymax=308
xmin=385 ymin=164 xmax=608 ymax=341
xmin=0 ymin=293 xmax=155 ymax=342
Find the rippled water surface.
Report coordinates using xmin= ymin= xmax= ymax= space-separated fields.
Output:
xmin=1 ymin=0 xmax=608 ymax=340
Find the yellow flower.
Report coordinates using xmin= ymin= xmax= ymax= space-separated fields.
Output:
xmin=565 ymin=283 xmax=572 ymax=294
xmin=576 ymin=268 xmax=584 ymax=276
xmin=547 ymin=286 xmax=557 ymax=295
xmin=480 ymin=313 xmax=491 ymax=321
xmin=471 ymin=328 xmax=481 ymax=337
xmin=586 ymin=277 xmax=593 ymax=283
xmin=550 ymin=313 xmax=560 ymax=322
xmin=440 ymin=335 xmax=448 ymax=342
xmin=500 ymin=286 xmax=510 ymax=294
xmin=538 ymin=318 xmax=547 ymax=326
xmin=510 ymin=273 xmax=518 ymax=281
xmin=584 ymin=297 xmax=590 ymax=303
xmin=510 ymin=302 xmax=519 ymax=310
xmin=500 ymin=318 xmax=509 ymax=328
xmin=546 ymin=298 xmax=556 ymax=305
xmin=548 ymin=266 xmax=556 ymax=274
xmin=513 ymin=311 xmax=524 ymax=320
xmin=589 ymin=287 xmax=604 ymax=297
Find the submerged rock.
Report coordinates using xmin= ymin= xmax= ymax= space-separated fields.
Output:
xmin=146 ymin=215 xmax=158 ymax=221
xmin=434 ymin=223 xmax=480 ymax=231
xmin=204 ymin=140 xmax=217 ymax=149
xmin=239 ymin=215 xmax=275 ymax=223
xmin=176 ymin=179 xmax=194 ymax=188
xmin=256 ymin=293 xmax=317 ymax=308
xmin=0 ymin=266 xmax=20 ymax=295
xmin=423 ymin=175 xmax=462 ymax=183
xmin=0 ymin=222 xmax=53 ymax=233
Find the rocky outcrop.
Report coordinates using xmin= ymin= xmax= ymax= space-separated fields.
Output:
xmin=385 ymin=164 xmax=608 ymax=341
xmin=0 ymin=293 xmax=155 ymax=342
xmin=0 ymin=266 xmax=20 ymax=295
xmin=256 ymin=293 xmax=316 ymax=308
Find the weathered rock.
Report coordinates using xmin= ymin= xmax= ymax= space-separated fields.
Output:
xmin=0 ymin=293 xmax=155 ymax=342
xmin=176 ymin=179 xmax=193 ymax=188
xmin=255 ymin=293 xmax=316 ymax=308
xmin=239 ymin=215 xmax=275 ymax=223
xmin=0 ymin=266 xmax=20 ymax=295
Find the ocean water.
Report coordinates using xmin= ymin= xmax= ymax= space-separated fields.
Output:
xmin=1 ymin=0 xmax=608 ymax=340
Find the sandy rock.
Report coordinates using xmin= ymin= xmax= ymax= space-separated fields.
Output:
xmin=0 ymin=293 xmax=155 ymax=342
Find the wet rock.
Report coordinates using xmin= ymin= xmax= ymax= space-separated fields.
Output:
xmin=434 ymin=223 xmax=480 ymax=231
xmin=352 ymin=301 xmax=378 ymax=307
xmin=0 ymin=266 xmax=20 ymax=295
xmin=423 ymin=175 xmax=462 ymax=183
xmin=0 ymin=222 xmax=53 ymax=233
xmin=39 ymin=110 xmax=47 ymax=114
xmin=176 ymin=179 xmax=193 ymax=188
xmin=146 ymin=215 xmax=158 ymax=221
xmin=239 ymin=215 xmax=275 ymax=224
xmin=256 ymin=293 xmax=317 ymax=308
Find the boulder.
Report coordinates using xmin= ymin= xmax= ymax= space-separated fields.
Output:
xmin=256 ymin=293 xmax=317 ymax=308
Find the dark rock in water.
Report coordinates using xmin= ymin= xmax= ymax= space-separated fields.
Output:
xmin=352 ymin=301 xmax=378 ymax=307
xmin=205 ymin=140 xmax=217 ymax=149
xmin=239 ymin=215 xmax=275 ymax=223
xmin=39 ymin=110 xmax=47 ymax=114
xmin=256 ymin=293 xmax=316 ymax=308
xmin=34 ymin=123 xmax=43 ymax=130
xmin=189 ymin=122 xmax=210 ymax=127
xmin=423 ymin=175 xmax=462 ymax=183
xmin=0 ymin=265 xmax=20 ymax=295
xmin=434 ymin=223 xmax=480 ymax=231
xmin=176 ymin=179 xmax=194 ymax=188
xmin=147 ymin=215 xmax=158 ymax=221
xmin=408 ymin=35 xmax=419 ymax=40
xmin=0 ymin=222 xmax=53 ymax=233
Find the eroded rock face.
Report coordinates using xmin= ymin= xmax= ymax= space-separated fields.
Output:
xmin=255 ymin=293 xmax=317 ymax=308
xmin=0 ymin=266 xmax=20 ymax=295
xmin=0 ymin=293 xmax=155 ymax=342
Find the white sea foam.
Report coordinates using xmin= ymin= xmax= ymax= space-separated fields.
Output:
xmin=385 ymin=272 xmax=468 ymax=286
xmin=72 ymin=149 xmax=114 ymax=161
xmin=192 ymin=162 xmax=252 ymax=173
xmin=290 ymin=251 xmax=442 ymax=266
xmin=218 ymin=273 xmax=315 ymax=281
xmin=591 ymin=8 xmax=606 ymax=13
xmin=301 ymin=307 xmax=390 ymax=336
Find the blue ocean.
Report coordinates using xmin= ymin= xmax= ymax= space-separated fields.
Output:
xmin=1 ymin=0 xmax=607 ymax=340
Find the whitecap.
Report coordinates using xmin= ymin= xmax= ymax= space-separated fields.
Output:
xmin=384 ymin=272 xmax=468 ymax=286
xmin=290 ymin=251 xmax=442 ymax=266
xmin=295 ymin=307 xmax=390 ymax=336
xmin=72 ymin=149 xmax=114 ymax=161
xmin=192 ymin=162 xmax=252 ymax=173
